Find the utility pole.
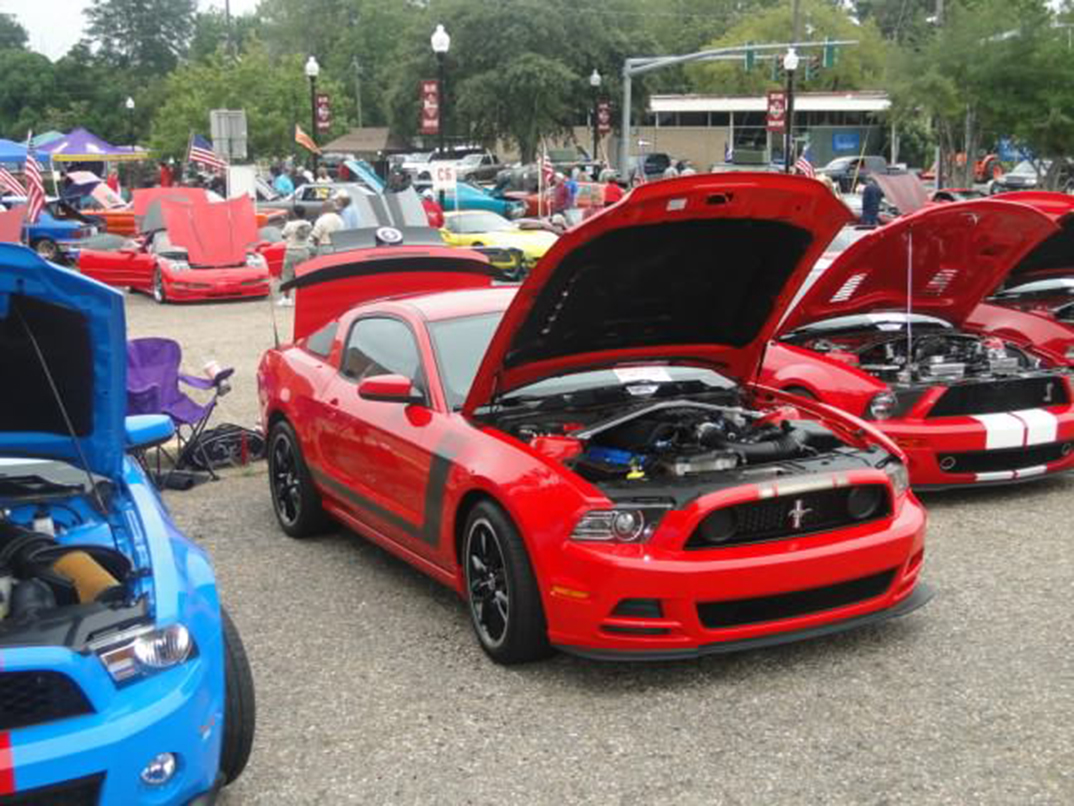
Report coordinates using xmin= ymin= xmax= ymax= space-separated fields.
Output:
xmin=934 ymin=0 xmax=944 ymax=190
xmin=224 ymin=0 xmax=234 ymax=59
xmin=784 ymin=0 xmax=801 ymax=174
xmin=353 ymin=57 xmax=363 ymax=129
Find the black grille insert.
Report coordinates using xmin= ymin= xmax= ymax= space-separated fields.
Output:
xmin=0 ymin=774 xmax=104 ymax=806
xmin=927 ymin=377 xmax=1067 ymax=418
xmin=0 ymin=671 xmax=94 ymax=731
xmin=697 ymin=569 xmax=897 ymax=629
xmin=685 ymin=485 xmax=891 ymax=550
xmin=939 ymin=441 xmax=1072 ymax=474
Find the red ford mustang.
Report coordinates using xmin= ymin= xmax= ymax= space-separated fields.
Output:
xmin=762 ymin=197 xmax=1074 ymax=489
xmin=257 ymin=174 xmax=930 ymax=664
xmin=79 ymin=191 xmax=276 ymax=303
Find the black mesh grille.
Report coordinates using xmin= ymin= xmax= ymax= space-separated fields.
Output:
xmin=697 ymin=569 xmax=897 ymax=629
xmin=927 ymin=377 xmax=1067 ymax=418
xmin=939 ymin=441 xmax=1072 ymax=474
xmin=0 ymin=774 xmax=103 ymax=806
xmin=0 ymin=671 xmax=94 ymax=731
xmin=685 ymin=485 xmax=891 ymax=550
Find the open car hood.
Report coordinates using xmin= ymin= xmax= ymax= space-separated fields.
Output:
xmin=989 ymin=192 xmax=1074 ymax=285
xmin=778 ymin=199 xmax=1060 ymax=334
xmin=0 ymin=244 xmax=127 ymax=478
xmin=160 ymin=195 xmax=258 ymax=267
xmin=462 ymin=174 xmax=852 ymax=415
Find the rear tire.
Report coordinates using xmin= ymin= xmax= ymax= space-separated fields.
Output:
xmin=33 ymin=238 xmax=58 ymax=262
xmin=219 ymin=608 xmax=256 ymax=785
xmin=463 ymin=501 xmax=552 ymax=665
xmin=268 ymin=421 xmax=330 ymax=538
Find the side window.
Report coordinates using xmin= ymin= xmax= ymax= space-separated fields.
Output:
xmin=304 ymin=321 xmax=337 ymax=358
xmin=341 ymin=317 xmax=423 ymax=387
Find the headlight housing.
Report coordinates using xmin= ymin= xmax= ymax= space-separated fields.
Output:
xmin=1064 ymin=345 xmax=1074 ymax=362
xmin=92 ymin=623 xmax=196 ymax=684
xmin=868 ymin=390 xmax=897 ymax=420
xmin=166 ymin=259 xmax=190 ymax=272
xmin=571 ymin=505 xmax=670 ymax=543
xmin=246 ymin=252 xmax=267 ymax=269
xmin=882 ymin=459 xmax=910 ymax=497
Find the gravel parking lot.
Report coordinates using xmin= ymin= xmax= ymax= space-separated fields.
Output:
xmin=127 ymin=294 xmax=1073 ymax=806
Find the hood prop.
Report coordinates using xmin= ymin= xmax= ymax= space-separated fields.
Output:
xmin=905 ymin=227 xmax=913 ymax=378
xmin=14 ymin=304 xmax=107 ymax=514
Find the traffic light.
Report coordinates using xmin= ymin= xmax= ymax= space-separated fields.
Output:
xmin=823 ymin=40 xmax=838 ymax=68
xmin=744 ymin=42 xmax=755 ymax=71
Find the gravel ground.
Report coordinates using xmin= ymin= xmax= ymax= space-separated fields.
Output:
xmin=126 ymin=294 xmax=1073 ymax=806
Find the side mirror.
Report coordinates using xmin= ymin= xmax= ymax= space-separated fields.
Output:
xmin=125 ymin=414 xmax=174 ymax=449
xmin=358 ymin=374 xmax=424 ymax=404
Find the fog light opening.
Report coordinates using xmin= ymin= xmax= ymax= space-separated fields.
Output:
xmin=1062 ymin=443 xmax=1074 ymax=457
xmin=140 ymin=752 xmax=177 ymax=786
xmin=939 ymin=456 xmax=957 ymax=471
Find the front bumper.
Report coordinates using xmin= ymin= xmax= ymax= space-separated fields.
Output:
xmin=545 ymin=494 xmax=927 ymax=657
xmin=1 ymin=647 xmax=222 ymax=805
xmin=164 ymin=281 xmax=270 ymax=302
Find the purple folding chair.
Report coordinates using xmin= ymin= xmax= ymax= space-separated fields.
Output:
xmin=127 ymin=337 xmax=234 ymax=484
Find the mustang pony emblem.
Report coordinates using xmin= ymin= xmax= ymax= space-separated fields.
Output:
xmin=787 ymin=498 xmax=813 ymax=530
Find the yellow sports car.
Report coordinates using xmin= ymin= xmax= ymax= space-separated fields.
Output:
xmin=440 ymin=210 xmax=558 ymax=271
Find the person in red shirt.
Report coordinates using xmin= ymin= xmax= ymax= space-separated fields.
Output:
xmin=106 ymin=170 xmax=119 ymax=193
xmin=158 ymin=161 xmax=174 ymax=187
xmin=601 ymin=169 xmax=624 ymax=206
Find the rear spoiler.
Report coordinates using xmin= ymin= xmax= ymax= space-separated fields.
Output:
xmin=282 ymin=250 xmax=501 ymax=341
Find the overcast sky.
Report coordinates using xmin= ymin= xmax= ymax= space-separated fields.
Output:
xmin=1 ymin=0 xmax=260 ymax=61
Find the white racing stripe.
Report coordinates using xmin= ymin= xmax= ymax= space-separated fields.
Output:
xmin=971 ymin=413 xmax=1026 ymax=449
xmin=1012 ymin=409 xmax=1058 ymax=446
xmin=1015 ymin=465 xmax=1047 ymax=478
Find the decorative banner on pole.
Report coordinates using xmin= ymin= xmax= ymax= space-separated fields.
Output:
xmin=315 ymin=93 xmax=332 ymax=133
xmin=420 ymin=79 xmax=440 ymax=135
xmin=597 ymin=101 xmax=612 ymax=136
xmin=766 ymin=90 xmax=787 ymax=133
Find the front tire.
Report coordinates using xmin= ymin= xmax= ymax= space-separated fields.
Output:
xmin=268 ymin=421 xmax=329 ymax=538
xmin=219 ymin=608 xmax=255 ymax=785
xmin=152 ymin=269 xmax=167 ymax=303
xmin=463 ymin=502 xmax=551 ymax=665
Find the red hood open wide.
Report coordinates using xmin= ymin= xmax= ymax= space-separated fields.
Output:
xmin=462 ymin=174 xmax=853 ymax=415
xmin=778 ymin=198 xmax=1060 ymax=335
xmin=987 ymin=192 xmax=1074 ymax=285
xmin=160 ymin=195 xmax=259 ymax=267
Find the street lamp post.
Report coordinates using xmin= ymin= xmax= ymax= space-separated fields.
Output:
xmin=589 ymin=69 xmax=602 ymax=162
xmin=782 ymin=48 xmax=799 ymax=174
xmin=305 ymin=56 xmax=320 ymax=172
xmin=431 ymin=24 xmax=450 ymax=155
xmin=352 ymin=57 xmax=363 ymax=129
xmin=125 ymin=96 xmax=135 ymax=191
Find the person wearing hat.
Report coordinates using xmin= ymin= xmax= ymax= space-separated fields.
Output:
xmin=311 ymin=198 xmax=345 ymax=249
xmin=333 ymin=189 xmax=361 ymax=229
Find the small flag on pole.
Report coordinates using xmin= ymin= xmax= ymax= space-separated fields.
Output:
xmin=540 ymin=151 xmax=554 ymax=186
xmin=0 ymin=167 xmax=25 ymax=197
xmin=187 ymin=133 xmax=228 ymax=172
xmin=24 ymin=149 xmax=46 ymax=224
xmin=724 ymin=140 xmax=733 ymax=163
xmin=295 ymin=124 xmax=321 ymax=155
xmin=795 ymin=144 xmax=816 ymax=178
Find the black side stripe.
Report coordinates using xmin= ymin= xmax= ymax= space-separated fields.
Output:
xmin=309 ymin=435 xmax=465 ymax=548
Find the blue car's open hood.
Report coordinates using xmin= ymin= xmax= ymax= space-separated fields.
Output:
xmin=0 ymin=244 xmax=127 ymax=478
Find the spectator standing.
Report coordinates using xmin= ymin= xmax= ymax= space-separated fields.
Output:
xmin=861 ymin=177 xmax=884 ymax=226
xmin=334 ymin=190 xmax=361 ymax=229
xmin=551 ymin=173 xmax=571 ymax=215
xmin=277 ymin=219 xmax=312 ymax=307
xmin=158 ymin=161 xmax=174 ymax=187
xmin=272 ymin=166 xmax=294 ymax=196
xmin=600 ymin=169 xmax=624 ymax=206
xmin=311 ymin=199 xmax=345 ymax=249
xmin=315 ymin=166 xmax=331 ymax=184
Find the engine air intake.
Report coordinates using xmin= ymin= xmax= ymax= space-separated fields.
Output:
xmin=697 ymin=569 xmax=897 ymax=629
xmin=0 ymin=670 xmax=94 ymax=731
xmin=0 ymin=774 xmax=104 ymax=806
xmin=685 ymin=485 xmax=891 ymax=550
xmin=938 ymin=441 xmax=1072 ymax=474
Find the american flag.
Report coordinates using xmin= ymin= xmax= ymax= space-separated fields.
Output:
xmin=795 ymin=144 xmax=815 ymax=178
xmin=187 ymin=133 xmax=228 ymax=172
xmin=540 ymin=151 xmax=554 ymax=186
xmin=0 ymin=167 xmax=24 ymax=197
xmin=24 ymin=151 xmax=46 ymax=224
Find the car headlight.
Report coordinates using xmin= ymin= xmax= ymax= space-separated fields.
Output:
xmin=92 ymin=624 xmax=196 ymax=684
xmin=1063 ymin=345 xmax=1074 ymax=362
xmin=868 ymin=390 xmax=897 ymax=420
xmin=571 ymin=506 xmax=670 ymax=543
xmin=246 ymin=252 xmax=267 ymax=269
xmin=882 ymin=459 xmax=910 ymax=497
xmin=167 ymin=259 xmax=190 ymax=272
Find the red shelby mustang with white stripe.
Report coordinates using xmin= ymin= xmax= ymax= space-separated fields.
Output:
xmin=761 ymin=197 xmax=1074 ymax=489
xmin=258 ymin=174 xmax=930 ymax=664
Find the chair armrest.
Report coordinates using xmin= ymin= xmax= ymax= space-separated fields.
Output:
xmin=178 ymin=372 xmax=216 ymax=390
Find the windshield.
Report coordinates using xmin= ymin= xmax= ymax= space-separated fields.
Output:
xmin=459 ymin=154 xmax=483 ymax=166
xmin=429 ymin=312 xmax=504 ymax=409
xmin=1011 ymin=161 xmax=1039 ymax=176
xmin=449 ymin=212 xmax=512 ymax=233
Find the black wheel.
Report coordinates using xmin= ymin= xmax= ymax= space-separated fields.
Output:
xmin=784 ymin=385 xmax=818 ymax=401
xmin=152 ymin=269 xmax=167 ymax=303
xmin=219 ymin=608 xmax=255 ymax=785
xmin=267 ymin=420 xmax=329 ymax=537
xmin=463 ymin=501 xmax=551 ymax=665
xmin=33 ymin=238 xmax=58 ymax=262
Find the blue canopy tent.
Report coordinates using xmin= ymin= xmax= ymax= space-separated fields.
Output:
xmin=0 ymin=138 xmax=52 ymax=167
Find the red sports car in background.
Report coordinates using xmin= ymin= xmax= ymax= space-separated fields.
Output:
xmin=79 ymin=191 xmax=275 ymax=303
xmin=965 ymin=192 xmax=1074 ymax=362
xmin=762 ymin=197 xmax=1074 ymax=489
xmin=258 ymin=174 xmax=930 ymax=664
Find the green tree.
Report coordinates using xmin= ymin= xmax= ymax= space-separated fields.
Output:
xmin=85 ymin=0 xmax=197 ymax=75
xmin=0 ymin=13 xmax=28 ymax=50
xmin=0 ymin=50 xmax=55 ymax=137
xmin=190 ymin=9 xmax=262 ymax=61
xmin=149 ymin=39 xmax=348 ymax=160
